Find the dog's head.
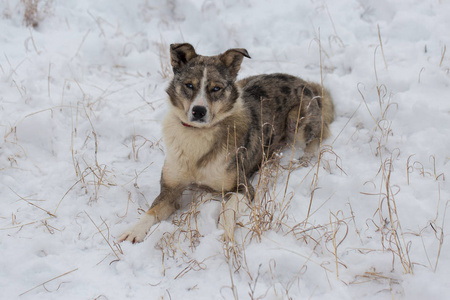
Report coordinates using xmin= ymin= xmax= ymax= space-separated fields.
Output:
xmin=166 ymin=43 xmax=250 ymax=128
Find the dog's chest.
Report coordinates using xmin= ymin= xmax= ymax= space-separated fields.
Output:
xmin=162 ymin=115 xmax=235 ymax=191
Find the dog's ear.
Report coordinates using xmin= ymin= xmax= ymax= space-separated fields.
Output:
xmin=170 ymin=43 xmax=198 ymax=73
xmin=220 ymin=48 xmax=251 ymax=78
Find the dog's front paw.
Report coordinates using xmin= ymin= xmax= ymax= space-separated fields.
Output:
xmin=118 ymin=227 xmax=147 ymax=244
xmin=118 ymin=214 xmax=156 ymax=244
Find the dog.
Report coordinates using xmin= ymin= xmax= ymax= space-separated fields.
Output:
xmin=118 ymin=43 xmax=334 ymax=243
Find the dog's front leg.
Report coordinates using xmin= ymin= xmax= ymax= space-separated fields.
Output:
xmin=118 ymin=185 xmax=184 ymax=244
xmin=218 ymin=192 xmax=250 ymax=242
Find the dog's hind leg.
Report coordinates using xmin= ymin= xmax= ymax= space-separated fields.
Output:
xmin=118 ymin=185 xmax=184 ymax=244
xmin=218 ymin=192 xmax=250 ymax=242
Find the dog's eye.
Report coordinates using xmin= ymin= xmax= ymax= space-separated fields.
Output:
xmin=212 ymin=86 xmax=221 ymax=92
xmin=185 ymin=83 xmax=194 ymax=89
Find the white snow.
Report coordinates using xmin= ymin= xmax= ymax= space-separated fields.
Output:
xmin=1 ymin=0 xmax=449 ymax=299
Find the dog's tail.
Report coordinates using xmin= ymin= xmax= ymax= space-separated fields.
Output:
xmin=287 ymin=81 xmax=334 ymax=143
xmin=304 ymin=82 xmax=334 ymax=125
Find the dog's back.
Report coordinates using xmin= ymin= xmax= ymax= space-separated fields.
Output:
xmin=237 ymin=73 xmax=334 ymax=178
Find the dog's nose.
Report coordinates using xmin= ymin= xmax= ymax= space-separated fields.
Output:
xmin=192 ymin=105 xmax=207 ymax=120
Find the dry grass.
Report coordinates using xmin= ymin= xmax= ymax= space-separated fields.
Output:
xmin=19 ymin=268 xmax=79 ymax=296
xmin=68 ymin=96 xmax=116 ymax=204
xmin=21 ymin=0 xmax=52 ymax=28
xmin=156 ymin=39 xmax=172 ymax=79
xmin=155 ymin=192 xmax=218 ymax=278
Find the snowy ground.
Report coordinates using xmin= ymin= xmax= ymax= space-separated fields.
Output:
xmin=1 ymin=0 xmax=449 ymax=299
